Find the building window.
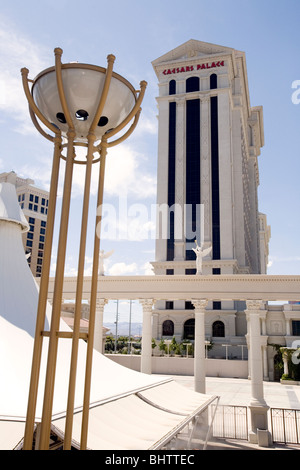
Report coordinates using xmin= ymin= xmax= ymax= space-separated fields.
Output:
xmin=34 ymin=205 xmax=38 ymax=212
xmin=166 ymin=269 xmax=174 ymax=275
xmin=185 ymin=301 xmax=195 ymax=310
xmin=165 ymin=301 xmax=174 ymax=310
xmin=39 ymin=243 xmax=44 ymax=250
xmin=42 ymin=198 xmax=46 ymax=206
xmin=40 ymin=228 xmax=45 ymax=235
xmin=292 ymin=321 xmax=300 ymax=336
xmin=169 ymin=79 xmax=176 ymax=95
xmin=27 ymin=232 xmax=33 ymax=240
xmin=167 ymin=101 xmax=176 ymax=261
xmin=40 ymin=235 xmax=45 ymax=242
xmin=29 ymin=194 xmax=34 ymax=202
xmin=211 ymin=95 xmax=220 ymax=260
xmin=29 ymin=203 xmax=33 ymax=210
xmin=185 ymin=98 xmax=200 ymax=260
xmin=41 ymin=220 xmax=46 ymax=227
xmin=210 ymin=73 xmax=217 ymax=89
xmin=213 ymin=268 xmax=221 ymax=275
xmin=213 ymin=301 xmax=221 ymax=310
xmin=183 ymin=319 xmax=195 ymax=340
xmin=29 ymin=217 xmax=35 ymax=224
xmin=212 ymin=320 xmax=225 ymax=337
xmin=26 ymin=240 xmax=33 ymax=247
xmin=185 ymin=269 xmax=196 ymax=275
xmin=162 ymin=320 xmax=174 ymax=336
xmin=186 ymin=76 xmax=199 ymax=93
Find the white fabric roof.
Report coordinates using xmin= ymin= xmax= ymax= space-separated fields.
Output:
xmin=0 ymin=182 xmax=28 ymax=232
xmin=0 ymin=182 xmax=216 ymax=450
xmin=52 ymin=386 xmax=216 ymax=450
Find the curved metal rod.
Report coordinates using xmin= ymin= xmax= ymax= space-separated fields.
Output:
xmin=21 ymin=67 xmax=59 ymax=136
xmin=89 ymin=54 xmax=116 ymax=133
xmin=54 ymin=48 xmax=74 ymax=131
xmin=106 ymin=108 xmax=142 ymax=148
xmin=104 ymin=80 xmax=147 ymax=141
xmin=29 ymin=107 xmax=55 ymax=143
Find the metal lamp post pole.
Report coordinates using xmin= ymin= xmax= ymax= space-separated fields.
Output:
xmin=21 ymin=48 xmax=147 ymax=450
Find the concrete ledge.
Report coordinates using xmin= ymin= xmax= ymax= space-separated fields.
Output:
xmin=105 ymin=354 xmax=248 ymax=378
xmin=280 ymin=379 xmax=300 ymax=385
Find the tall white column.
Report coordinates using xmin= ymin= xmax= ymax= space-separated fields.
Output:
xmin=246 ymin=300 xmax=270 ymax=445
xmin=140 ymin=299 xmax=154 ymax=374
xmin=94 ymin=299 xmax=107 ymax=353
xmin=192 ymin=299 xmax=208 ymax=393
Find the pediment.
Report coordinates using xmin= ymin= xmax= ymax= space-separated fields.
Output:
xmin=152 ymin=39 xmax=235 ymax=69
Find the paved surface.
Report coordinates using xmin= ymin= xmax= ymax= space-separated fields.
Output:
xmin=170 ymin=375 xmax=300 ymax=450
xmin=173 ymin=375 xmax=300 ymax=409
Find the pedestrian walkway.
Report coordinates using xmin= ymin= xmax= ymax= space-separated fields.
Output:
xmin=173 ymin=375 xmax=300 ymax=409
xmin=171 ymin=375 xmax=300 ymax=450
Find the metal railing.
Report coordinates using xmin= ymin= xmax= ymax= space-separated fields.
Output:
xmin=211 ymin=405 xmax=248 ymax=440
xmin=270 ymin=408 xmax=300 ymax=445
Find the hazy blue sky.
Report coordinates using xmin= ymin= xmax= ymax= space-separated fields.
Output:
xmin=0 ymin=0 xmax=299 ymax=323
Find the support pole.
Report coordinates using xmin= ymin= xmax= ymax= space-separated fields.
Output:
xmin=140 ymin=299 xmax=154 ymax=374
xmin=192 ymin=299 xmax=208 ymax=394
xmin=80 ymin=143 xmax=107 ymax=450
xmin=23 ymin=134 xmax=62 ymax=450
xmin=246 ymin=300 xmax=270 ymax=446
xmin=38 ymin=130 xmax=75 ymax=449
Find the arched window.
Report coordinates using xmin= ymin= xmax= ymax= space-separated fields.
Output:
xmin=162 ymin=320 xmax=174 ymax=336
xmin=210 ymin=73 xmax=217 ymax=90
xmin=212 ymin=320 xmax=225 ymax=337
xmin=186 ymin=76 xmax=199 ymax=93
xmin=169 ymin=79 xmax=176 ymax=95
xmin=183 ymin=318 xmax=195 ymax=340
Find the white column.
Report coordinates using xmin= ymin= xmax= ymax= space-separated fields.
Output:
xmin=192 ymin=299 xmax=208 ymax=394
xmin=140 ymin=299 xmax=154 ymax=374
xmin=262 ymin=344 xmax=269 ymax=381
xmin=217 ymin=92 xmax=234 ymax=260
xmin=246 ymin=300 xmax=270 ymax=445
xmin=94 ymin=299 xmax=107 ymax=353
xmin=155 ymin=99 xmax=169 ymax=262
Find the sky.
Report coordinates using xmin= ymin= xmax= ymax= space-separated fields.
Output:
xmin=0 ymin=0 xmax=299 ymax=325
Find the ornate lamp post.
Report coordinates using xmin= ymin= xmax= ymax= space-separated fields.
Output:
xmin=21 ymin=48 xmax=146 ymax=450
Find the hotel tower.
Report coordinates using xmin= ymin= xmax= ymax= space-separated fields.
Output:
xmin=151 ymin=40 xmax=271 ymax=347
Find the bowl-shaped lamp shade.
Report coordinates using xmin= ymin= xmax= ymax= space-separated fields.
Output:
xmin=32 ymin=64 xmax=136 ymax=141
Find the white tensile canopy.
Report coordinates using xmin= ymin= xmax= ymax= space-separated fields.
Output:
xmin=0 ymin=181 xmax=218 ymax=450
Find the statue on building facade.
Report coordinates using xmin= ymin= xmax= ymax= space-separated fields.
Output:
xmin=99 ymin=250 xmax=114 ymax=276
xmin=192 ymin=240 xmax=212 ymax=275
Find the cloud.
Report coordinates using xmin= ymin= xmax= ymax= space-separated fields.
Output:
xmin=0 ymin=18 xmax=50 ymax=134
xmin=108 ymin=262 xmax=138 ymax=276
xmin=66 ymin=142 xmax=156 ymax=201
xmin=104 ymin=143 xmax=156 ymax=199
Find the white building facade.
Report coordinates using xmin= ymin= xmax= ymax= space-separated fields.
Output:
xmin=150 ymin=40 xmax=284 ymax=371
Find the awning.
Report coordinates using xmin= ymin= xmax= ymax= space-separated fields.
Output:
xmin=51 ymin=381 xmax=218 ymax=450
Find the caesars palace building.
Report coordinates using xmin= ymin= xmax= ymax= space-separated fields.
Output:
xmin=148 ymin=40 xmax=299 ymax=378
xmin=41 ymin=40 xmax=300 ymax=385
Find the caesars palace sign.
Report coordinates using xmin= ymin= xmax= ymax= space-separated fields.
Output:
xmin=163 ymin=60 xmax=225 ymax=76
